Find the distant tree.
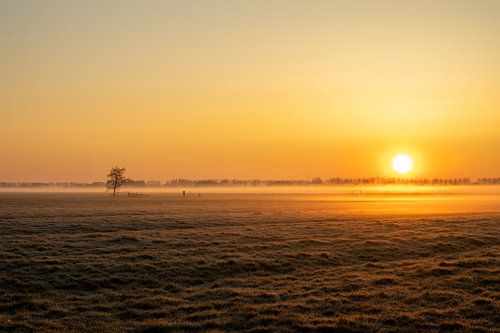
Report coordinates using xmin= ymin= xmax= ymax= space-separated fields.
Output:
xmin=311 ymin=177 xmax=323 ymax=185
xmin=106 ymin=167 xmax=131 ymax=196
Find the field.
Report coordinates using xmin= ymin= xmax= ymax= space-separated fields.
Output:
xmin=0 ymin=192 xmax=499 ymax=332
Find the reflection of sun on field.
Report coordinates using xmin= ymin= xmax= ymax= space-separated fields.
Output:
xmin=392 ymin=154 xmax=413 ymax=174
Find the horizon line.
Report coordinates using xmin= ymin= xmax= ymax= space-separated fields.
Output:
xmin=2 ymin=176 xmax=500 ymax=188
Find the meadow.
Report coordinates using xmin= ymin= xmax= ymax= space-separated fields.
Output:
xmin=0 ymin=191 xmax=498 ymax=332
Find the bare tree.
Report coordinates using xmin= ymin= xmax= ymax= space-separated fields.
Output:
xmin=106 ymin=167 xmax=131 ymax=196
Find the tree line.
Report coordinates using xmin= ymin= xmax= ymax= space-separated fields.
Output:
xmin=4 ymin=172 xmax=499 ymax=191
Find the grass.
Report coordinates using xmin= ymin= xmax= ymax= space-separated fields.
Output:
xmin=0 ymin=193 xmax=498 ymax=332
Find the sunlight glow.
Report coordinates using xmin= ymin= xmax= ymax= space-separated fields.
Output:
xmin=392 ymin=154 xmax=414 ymax=174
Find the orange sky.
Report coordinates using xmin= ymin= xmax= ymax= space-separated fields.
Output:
xmin=1 ymin=0 xmax=499 ymax=182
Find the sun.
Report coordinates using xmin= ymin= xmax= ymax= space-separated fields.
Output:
xmin=392 ymin=153 xmax=413 ymax=174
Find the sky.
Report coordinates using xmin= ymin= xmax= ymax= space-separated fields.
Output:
xmin=1 ymin=0 xmax=499 ymax=182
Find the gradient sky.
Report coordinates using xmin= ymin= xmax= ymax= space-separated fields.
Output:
xmin=1 ymin=0 xmax=499 ymax=182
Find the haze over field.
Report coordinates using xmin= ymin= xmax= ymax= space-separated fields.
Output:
xmin=0 ymin=193 xmax=499 ymax=332
xmin=1 ymin=0 xmax=500 ymax=182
